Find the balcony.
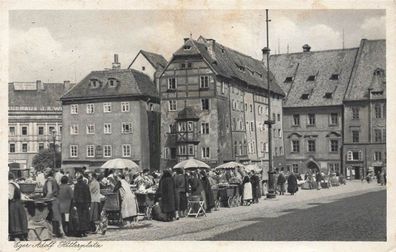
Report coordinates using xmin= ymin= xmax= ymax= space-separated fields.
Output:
xmin=176 ymin=131 xmax=200 ymax=144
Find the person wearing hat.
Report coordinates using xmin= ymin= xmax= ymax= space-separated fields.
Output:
xmin=73 ymin=173 xmax=91 ymax=237
xmin=8 ymin=172 xmax=28 ymax=241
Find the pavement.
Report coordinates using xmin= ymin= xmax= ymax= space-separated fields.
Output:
xmin=69 ymin=181 xmax=386 ymax=241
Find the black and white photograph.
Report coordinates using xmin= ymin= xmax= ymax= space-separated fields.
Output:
xmin=2 ymin=1 xmax=395 ymax=251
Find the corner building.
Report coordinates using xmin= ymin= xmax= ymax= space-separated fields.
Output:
xmin=159 ymin=36 xmax=285 ymax=170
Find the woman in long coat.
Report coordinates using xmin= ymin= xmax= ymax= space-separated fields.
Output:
xmin=156 ymin=169 xmax=176 ymax=221
xmin=174 ymin=169 xmax=188 ymax=219
xmin=277 ymin=172 xmax=286 ymax=195
xmin=250 ymin=171 xmax=261 ymax=203
xmin=58 ymin=175 xmax=73 ymax=236
xmin=113 ymin=173 xmax=138 ymax=226
xmin=200 ymin=170 xmax=215 ymax=212
xmin=9 ymin=173 xmax=28 ymax=241
xmin=73 ymin=173 xmax=91 ymax=237
xmin=287 ymin=172 xmax=298 ymax=195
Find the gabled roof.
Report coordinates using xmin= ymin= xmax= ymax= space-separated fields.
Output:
xmin=61 ymin=69 xmax=158 ymax=101
xmin=171 ymin=36 xmax=285 ymax=96
xmin=130 ymin=50 xmax=168 ymax=70
xmin=9 ymin=82 xmax=73 ymax=108
xmin=269 ymin=47 xmax=359 ymax=107
xmin=344 ymin=39 xmax=386 ymax=101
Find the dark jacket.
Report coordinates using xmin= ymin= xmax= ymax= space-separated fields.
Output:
xmin=201 ymin=175 xmax=215 ymax=210
xmin=156 ymin=174 xmax=176 ymax=213
xmin=287 ymin=173 xmax=298 ymax=194
xmin=277 ymin=173 xmax=286 ymax=185
xmin=250 ymin=175 xmax=261 ymax=199
xmin=174 ymin=174 xmax=186 ymax=192
xmin=189 ymin=176 xmax=204 ymax=196
xmin=73 ymin=180 xmax=91 ymax=205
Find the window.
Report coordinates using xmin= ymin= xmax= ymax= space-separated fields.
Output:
xmin=86 ymin=124 xmax=95 ymax=134
xmin=201 ymin=98 xmax=209 ymax=110
xmin=330 ymin=140 xmax=339 ymax=152
xmin=352 ymin=130 xmax=359 ymax=143
xmin=59 ymin=126 xmax=62 ymax=135
xmin=184 ymin=45 xmax=191 ymax=50
xmin=374 ymin=151 xmax=382 ymax=161
xmin=292 ymin=140 xmax=300 ymax=152
xmin=87 ymin=145 xmax=95 ymax=157
xmin=292 ymin=164 xmax=299 ymax=173
xmin=9 ymin=143 xmax=15 ymax=153
xmin=277 ymin=114 xmax=281 ymax=122
xmin=188 ymin=145 xmax=194 ymax=155
xmin=202 ymin=147 xmax=210 ymax=159
xmin=103 ymin=102 xmax=112 ymax=113
xmin=38 ymin=143 xmax=44 ymax=152
xmin=170 ymin=148 xmax=176 ymax=159
xmin=348 ymin=151 xmax=362 ymax=161
xmin=308 ymin=114 xmax=315 ymax=126
xmin=308 ymin=140 xmax=316 ymax=152
xmin=221 ymin=81 xmax=225 ymax=94
xmin=284 ymin=77 xmax=293 ymax=83
xmin=86 ymin=104 xmax=94 ymax=114
xmin=307 ymin=75 xmax=316 ymax=81
xmin=278 ymin=129 xmax=282 ymax=138
xmin=164 ymin=147 xmax=169 ymax=159
xmin=352 ymin=107 xmax=359 ymax=119
xmin=70 ymin=145 xmax=78 ymax=157
xmin=374 ymin=129 xmax=382 ymax=142
xmin=181 ymin=63 xmax=186 ymax=69
xmin=37 ymin=126 xmax=44 ymax=135
xmin=89 ymin=79 xmax=100 ymax=88
xmin=178 ymin=145 xmax=187 ymax=155
xmin=70 ymin=125 xmax=79 ymax=135
xmin=249 ymin=104 xmax=253 ymax=112
xmin=250 ymin=122 xmax=254 ymax=131
xmin=122 ymin=122 xmax=132 ymax=134
xmin=48 ymin=126 xmax=55 ymax=135
xmin=9 ymin=127 xmax=15 ymax=136
xmin=71 ymin=104 xmax=78 ymax=114
xmin=103 ymin=145 xmax=112 ymax=157
xmin=330 ymin=113 xmax=338 ymax=125
xmin=293 ymin=114 xmax=300 ymax=126
xmin=375 ymin=104 xmax=382 ymax=118
xmin=168 ymin=100 xmax=177 ymax=111
xmin=103 ymin=123 xmax=111 ymax=134
xmin=122 ymin=144 xmax=131 ymax=157
xmin=22 ymin=143 xmax=28 ymax=153
xmin=272 ymin=113 xmax=276 ymax=121
xmin=330 ymin=74 xmax=339 ymax=80
xmin=187 ymin=122 xmax=193 ymax=132
xmin=187 ymin=62 xmax=192 ymax=68
xmin=200 ymin=76 xmax=209 ymax=88
xmin=279 ymin=147 xmax=283 ymax=155
xmin=301 ymin=93 xmax=309 ymax=99
xmin=22 ymin=126 xmax=28 ymax=136
xmin=142 ymin=66 xmax=145 ymax=71
xmin=201 ymin=123 xmax=209 ymax=134
xmin=168 ymin=78 xmax=176 ymax=90
xmin=324 ymin=92 xmax=333 ymax=98
xmin=121 ymin=102 xmax=130 ymax=112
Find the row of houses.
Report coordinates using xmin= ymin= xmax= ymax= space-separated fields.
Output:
xmin=8 ymin=37 xmax=385 ymax=179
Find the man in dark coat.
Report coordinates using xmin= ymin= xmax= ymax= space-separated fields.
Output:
xmin=174 ymin=169 xmax=188 ymax=218
xmin=9 ymin=173 xmax=28 ymax=241
xmin=200 ymin=170 xmax=215 ymax=212
xmin=73 ymin=173 xmax=91 ymax=237
xmin=156 ymin=169 xmax=176 ymax=221
xmin=277 ymin=172 xmax=286 ymax=195
xmin=287 ymin=172 xmax=298 ymax=195
xmin=250 ymin=171 xmax=261 ymax=203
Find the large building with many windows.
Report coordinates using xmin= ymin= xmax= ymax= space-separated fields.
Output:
xmin=159 ymin=36 xmax=285 ymax=171
xmin=8 ymin=81 xmax=74 ymax=170
xmin=60 ymin=55 xmax=160 ymax=171
xmin=343 ymin=39 xmax=386 ymax=179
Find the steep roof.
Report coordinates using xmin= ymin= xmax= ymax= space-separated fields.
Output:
xmin=344 ymin=39 xmax=386 ymax=101
xmin=171 ymin=37 xmax=285 ymax=96
xmin=176 ymin=107 xmax=199 ymax=121
xmin=9 ymin=82 xmax=73 ymax=109
xmin=61 ymin=69 xmax=159 ymax=101
xmin=140 ymin=50 xmax=168 ymax=69
xmin=269 ymin=47 xmax=359 ymax=108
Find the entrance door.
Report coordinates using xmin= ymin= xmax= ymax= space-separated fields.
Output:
xmin=307 ymin=161 xmax=319 ymax=174
xmin=353 ymin=166 xmax=361 ymax=179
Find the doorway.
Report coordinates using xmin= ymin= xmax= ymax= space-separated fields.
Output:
xmin=353 ymin=166 xmax=361 ymax=179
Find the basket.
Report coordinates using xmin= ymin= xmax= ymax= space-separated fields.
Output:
xmin=189 ymin=195 xmax=201 ymax=201
xmin=19 ymin=183 xmax=37 ymax=194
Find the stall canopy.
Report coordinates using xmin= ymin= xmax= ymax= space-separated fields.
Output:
xmin=244 ymin=164 xmax=262 ymax=173
xmin=100 ymin=158 xmax=141 ymax=173
xmin=215 ymin=161 xmax=245 ymax=170
xmin=173 ymin=158 xmax=210 ymax=170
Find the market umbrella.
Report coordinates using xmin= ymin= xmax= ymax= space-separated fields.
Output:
xmin=100 ymin=158 xmax=141 ymax=173
xmin=173 ymin=158 xmax=210 ymax=170
xmin=215 ymin=161 xmax=245 ymax=171
xmin=244 ymin=164 xmax=262 ymax=173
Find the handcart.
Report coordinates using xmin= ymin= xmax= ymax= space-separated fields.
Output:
xmin=135 ymin=192 xmax=156 ymax=220
xmin=218 ymin=184 xmax=241 ymax=208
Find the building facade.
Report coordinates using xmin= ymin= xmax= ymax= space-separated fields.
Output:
xmin=8 ymin=81 xmax=73 ymax=169
xmin=159 ymin=36 xmax=285 ymax=171
xmin=343 ymin=39 xmax=386 ymax=179
xmin=61 ymin=55 xmax=160 ymax=171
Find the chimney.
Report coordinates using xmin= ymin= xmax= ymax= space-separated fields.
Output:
xmin=262 ymin=47 xmax=270 ymax=62
xmin=112 ymin=54 xmax=121 ymax=69
xmin=302 ymin=44 xmax=311 ymax=52
xmin=207 ymin=39 xmax=216 ymax=61
xmin=36 ymin=80 xmax=44 ymax=90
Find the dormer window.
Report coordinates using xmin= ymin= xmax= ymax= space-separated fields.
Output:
xmin=284 ymin=77 xmax=293 ymax=83
xmin=236 ymin=65 xmax=245 ymax=72
xmin=108 ymin=78 xmax=119 ymax=87
xmin=324 ymin=92 xmax=333 ymax=98
xmin=257 ymin=73 xmax=263 ymax=78
xmin=301 ymin=93 xmax=309 ymax=100
xmin=307 ymin=75 xmax=315 ymax=81
xmin=89 ymin=79 xmax=100 ymax=88
xmin=330 ymin=74 xmax=339 ymax=80
xmin=181 ymin=63 xmax=186 ymax=69
xmin=184 ymin=45 xmax=191 ymax=50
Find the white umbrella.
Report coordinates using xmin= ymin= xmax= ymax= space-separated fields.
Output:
xmin=173 ymin=158 xmax=210 ymax=170
xmin=215 ymin=161 xmax=245 ymax=170
xmin=100 ymin=158 xmax=141 ymax=173
xmin=244 ymin=164 xmax=262 ymax=173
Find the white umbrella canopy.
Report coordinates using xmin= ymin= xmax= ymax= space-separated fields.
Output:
xmin=244 ymin=164 xmax=262 ymax=173
xmin=173 ymin=158 xmax=210 ymax=170
xmin=100 ymin=158 xmax=141 ymax=173
xmin=215 ymin=161 xmax=245 ymax=170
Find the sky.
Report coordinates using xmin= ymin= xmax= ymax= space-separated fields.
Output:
xmin=9 ymin=9 xmax=385 ymax=83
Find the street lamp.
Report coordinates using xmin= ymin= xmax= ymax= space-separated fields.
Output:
xmin=263 ymin=9 xmax=276 ymax=199
xmin=51 ymin=129 xmax=56 ymax=169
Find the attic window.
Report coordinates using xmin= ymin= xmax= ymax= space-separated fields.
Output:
xmin=89 ymin=79 xmax=100 ymax=88
xmin=181 ymin=63 xmax=186 ymax=69
xmin=284 ymin=77 xmax=293 ymax=83
xmin=307 ymin=75 xmax=316 ymax=81
xmin=330 ymin=74 xmax=339 ymax=80
xmin=372 ymin=91 xmax=384 ymax=95
xmin=108 ymin=78 xmax=119 ymax=87
xmin=257 ymin=73 xmax=263 ymax=78
xmin=324 ymin=92 xmax=333 ymax=98
xmin=184 ymin=45 xmax=191 ymax=50
xmin=301 ymin=93 xmax=310 ymax=100
xmin=237 ymin=65 xmax=245 ymax=72
xmin=221 ymin=48 xmax=225 ymax=53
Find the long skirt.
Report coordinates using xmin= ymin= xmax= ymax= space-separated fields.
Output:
xmin=176 ymin=192 xmax=188 ymax=211
xmin=9 ymin=200 xmax=28 ymax=239
xmin=76 ymin=203 xmax=90 ymax=233
xmin=243 ymin=183 xmax=253 ymax=201
xmin=90 ymin=202 xmax=101 ymax=223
